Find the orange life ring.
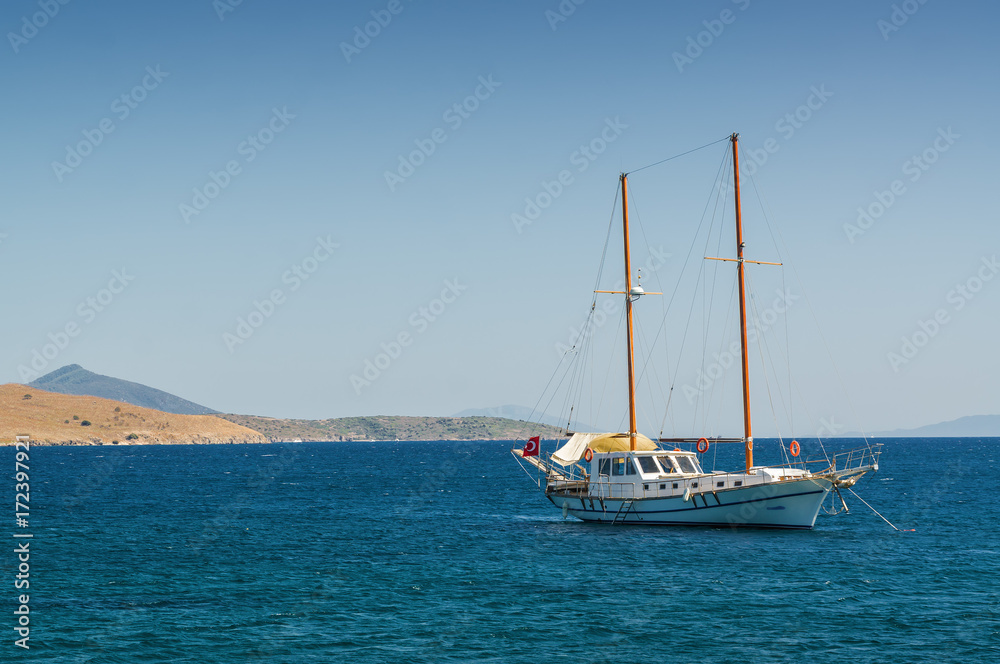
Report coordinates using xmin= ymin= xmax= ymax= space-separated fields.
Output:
xmin=584 ymin=447 xmax=594 ymax=462
xmin=789 ymin=440 xmax=800 ymax=457
xmin=696 ymin=437 xmax=709 ymax=453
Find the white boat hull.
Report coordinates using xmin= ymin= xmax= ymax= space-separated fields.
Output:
xmin=547 ymin=476 xmax=833 ymax=529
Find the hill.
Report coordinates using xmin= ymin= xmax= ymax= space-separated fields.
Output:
xmin=452 ymin=404 xmax=577 ymax=430
xmin=28 ymin=364 xmax=217 ymax=415
xmin=0 ymin=385 xmax=267 ymax=445
xmin=216 ymin=413 xmax=564 ymax=442
xmin=860 ymin=414 xmax=1000 ymax=438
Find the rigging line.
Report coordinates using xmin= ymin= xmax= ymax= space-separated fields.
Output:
xmin=743 ymin=160 xmax=795 ymax=435
xmin=655 ymin=143 xmax=730 ymax=360
xmin=585 ymin=310 xmax=595 ymax=429
xmin=561 ymin=314 xmax=591 ymax=431
xmin=627 ymin=181 xmax=676 ymax=391
xmin=847 ymin=488 xmax=905 ymax=531
xmin=706 ymin=155 xmax=732 ymax=319
xmin=517 ymin=344 xmax=577 ymax=442
xmin=782 ymin=267 xmax=792 ymax=433
xmin=634 ymin=330 xmax=673 ymax=435
xmin=746 ymin=276 xmax=791 ymax=464
xmin=561 ymin=311 xmax=589 ymax=428
xmin=744 ymin=160 xmax=785 ymax=263
xmin=658 ymin=386 xmax=675 ymax=439
xmin=633 ymin=324 xmax=661 ymax=436
xmin=701 ymin=276 xmax=739 ymax=439
xmin=628 ymin=181 xmax=674 ymax=375
xmin=696 ymin=151 xmax=733 ymax=436
xmin=633 ymin=310 xmax=669 ymax=429
xmin=748 ymin=287 xmax=788 ymax=464
xmin=542 ymin=344 xmax=587 ymax=426
xmin=698 ymin=163 xmax=736 ymax=424
xmin=626 ymin=135 xmax=730 ymax=175
xmin=637 ymin=316 xmax=669 ymax=436
xmin=771 ymin=344 xmax=830 ymax=462
xmin=548 ymin=310 xmax=601 ymax=436
xmin=679 ymin=259 xmax=712 ymax=435
xmin=655 ymin=144 xmax=730 ymax=325
xmin=749 ymin=172 xmax=871 ymax=446
xmin=599 ymin=305 xmax=629 ymax=433
xmin=747 ymin=271 xmax=793 ymax=434
xmin=592 ymin=181 xmax=623 ymax=302
xmin=699 ymin=153 xmax=732 ymax=408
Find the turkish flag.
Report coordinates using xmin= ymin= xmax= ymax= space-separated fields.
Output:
xmin=523 ymin=436 xmax=540 ymax=457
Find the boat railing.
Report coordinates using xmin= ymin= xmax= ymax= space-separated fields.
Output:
xmin=747 ymin=443 xmax=883 ymax=475
xmin=829 ymin=443 xmax=882 ymax=473
xmin=589 ymin=479 xmax=637 ymax=500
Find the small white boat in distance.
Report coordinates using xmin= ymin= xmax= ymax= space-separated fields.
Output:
xmin=512 ymin=134 xmax=880 ymax=529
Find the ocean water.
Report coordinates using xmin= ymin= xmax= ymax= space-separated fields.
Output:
xmin=5 ymin=438 xmax=999 ymax=662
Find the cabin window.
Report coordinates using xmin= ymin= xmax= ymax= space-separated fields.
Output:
xmin=636 ymin=457 xmax=659 ymax=474
xmin=599 ymin=459 xmax=611 ymax=476
xmin=655 ymin=457 xmax=676 ymax=473
xmin=643 ymin=484 xmax=649 ymax=491
xmin=625 ymin=458 xmax=636 ymax=476
xmin=611 ymin=457 xmax=628 ymax=476
xmin=675 ymin=456 xmax=697 ymax=474
xmin=672 ymin=483 xmax=678 ymax=489
xmin=735 ymin=481 xmax=742 ymax=487
xmin=717 ymin=481 xmax=725 ymax=488
xmin=660 ymin=484 xmax=666 ymax=490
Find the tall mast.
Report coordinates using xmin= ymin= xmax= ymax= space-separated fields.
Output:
xmin=731 ymin=133 xmax=754 ymax=472
xmin=621 ymin=173 xmax=638 ymax=449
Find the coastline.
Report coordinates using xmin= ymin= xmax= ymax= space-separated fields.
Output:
xmin=8 ymin=436 xmax=531 ymax=446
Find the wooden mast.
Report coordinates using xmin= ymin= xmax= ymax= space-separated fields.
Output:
xmin=621 ymin=173 xmax=638 ymax=449
xmin=731 ymin=133 xmax=754 ymax=472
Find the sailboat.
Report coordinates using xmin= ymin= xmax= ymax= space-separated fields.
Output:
xmin=512 ymin=133 xmax=880 ymax=529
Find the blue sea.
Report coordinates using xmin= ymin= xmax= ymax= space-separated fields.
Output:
xmin=5 ymin=438 xmax=999 ymax=662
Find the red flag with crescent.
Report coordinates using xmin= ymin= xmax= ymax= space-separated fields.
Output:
xmin=523 ymin=436 xmax=540 ymax=457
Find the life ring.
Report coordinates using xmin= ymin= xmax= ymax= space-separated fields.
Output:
xmin=789 ymin=440 xmax=800 ymax=457
xmin=584 ymin=447 xmax=594 ymax=462
xmin=696 ymin=437 xmax=709 ymax=453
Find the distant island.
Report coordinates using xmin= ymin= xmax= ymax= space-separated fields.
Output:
xmin=851 ymin=414 xmax=1000 ymax=438
xmin=216 ymin=413 xmax=562 ymax=442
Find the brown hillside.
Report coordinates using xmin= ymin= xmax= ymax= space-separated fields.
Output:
xmin=0 ymin=384 xmax=268 ymax=445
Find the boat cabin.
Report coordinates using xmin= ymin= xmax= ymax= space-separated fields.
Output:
xmin=588 ymin=450 xmax=710 ymax=498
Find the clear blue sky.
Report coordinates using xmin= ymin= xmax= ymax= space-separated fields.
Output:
xmin=1 ymin=0 xmax=996 ymax=435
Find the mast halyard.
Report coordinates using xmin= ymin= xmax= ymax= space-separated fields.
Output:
xmin=731 ymin=133 xmax=755 ymax=473
xmin=621 ymin=173 xmax=638 ymax=449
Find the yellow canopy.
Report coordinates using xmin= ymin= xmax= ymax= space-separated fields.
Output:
xmin=551 ymin=432 xmax=657 ymax=466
